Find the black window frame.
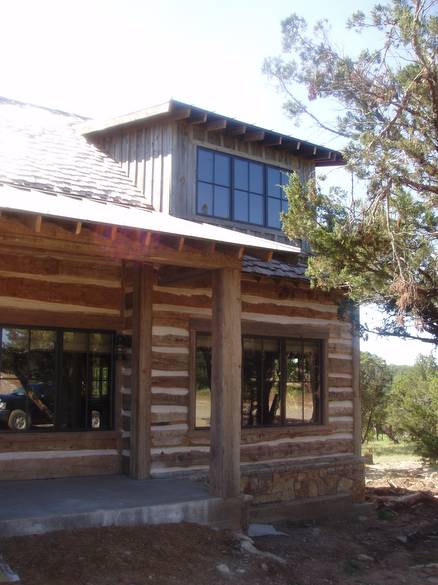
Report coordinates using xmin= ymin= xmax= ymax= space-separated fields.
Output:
xmin=0 ymin=324 xmax=115 ymax=433
xmin=196 ymin=146 xmax=291 ymax=230
xmin=193 ymin=331 xmax=324 ymax=430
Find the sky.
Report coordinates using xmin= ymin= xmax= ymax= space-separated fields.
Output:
xmin=1 ymin=0 xmax=435 ymax=365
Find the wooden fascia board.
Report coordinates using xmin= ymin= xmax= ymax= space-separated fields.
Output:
xmin=0 ymin=213 xmax=242 ymax=270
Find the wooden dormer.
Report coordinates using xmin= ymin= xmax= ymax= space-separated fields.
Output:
xmin=82 ymin=100 xmax=344 ymax=243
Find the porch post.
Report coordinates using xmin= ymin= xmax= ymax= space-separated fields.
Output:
xmin=130 ymin=262 xmax=153 ymax=479
xmin=352 ymin=304 xmax=361 ymax=457
xmin=210 ymin=267 xmax=242 ymax=498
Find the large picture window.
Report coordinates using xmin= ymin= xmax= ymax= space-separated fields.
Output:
xmin=194 ymin=333 xmax=323 ymax=429
xmin=0 ymin=327 xmax=114 ymax=432
xmin=196 ymin=147 xmax=290 ymax=229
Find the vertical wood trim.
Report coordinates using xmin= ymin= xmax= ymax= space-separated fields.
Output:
xmin=210 ymin=267 xmax=242 ymax=498
xmin=322 ymin=338 xmax=329 ymax=426
xmin=130 ymin=262 xmax=153 ymax=479
xmin=352 ymin=306 xmax=361 ymax=456
xmin=145 ymin=129 xmax=153 ymax=206
xmin=188 ymin=327 xmax=197 ymax=430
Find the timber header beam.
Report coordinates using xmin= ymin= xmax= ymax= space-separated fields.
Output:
xmin=0 ymin=212 xmax=243 ymax=270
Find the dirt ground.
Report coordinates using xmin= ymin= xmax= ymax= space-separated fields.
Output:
xmin=1 ymin=462 xmax=438 ymax=585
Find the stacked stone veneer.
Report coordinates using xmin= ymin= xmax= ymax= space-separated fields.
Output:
xmin=241 ymin=456 xmax=365 ymax=505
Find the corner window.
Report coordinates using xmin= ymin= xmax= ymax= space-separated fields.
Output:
xmin=0 ymin=327 xmax=114 ymax=432
xmin=194 ymin=333 xmax=322 ymax=429
xmin=196 ymin=147 xmax=290 ymax=229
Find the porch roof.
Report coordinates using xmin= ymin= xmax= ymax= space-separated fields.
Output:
xmin=0 ymin=182 xmax=300 ymax=257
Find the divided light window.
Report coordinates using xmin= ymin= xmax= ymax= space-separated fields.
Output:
xmin=195 ymin=333 xmax=322 ymax=429
xmin=0 ymin=327 xmax=114 ymax=432
xmin=196 ymin=147 xmax=290 ymax=229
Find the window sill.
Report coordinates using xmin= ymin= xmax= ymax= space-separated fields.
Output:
xmin=0 ymin=430 xmax=121 ymax=443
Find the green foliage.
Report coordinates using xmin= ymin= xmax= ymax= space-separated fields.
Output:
xmin=265 ymin=1 xmax=438 ymax=343
xmin=364 ymin=436 xmax=417 ymax=463
xmin=360 ymin=352 xmax=393 ymax=442
xmin=387 ymin=354 xmax=438 ymax=462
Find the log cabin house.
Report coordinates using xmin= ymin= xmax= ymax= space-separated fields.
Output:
xmin=0 ymin=97 xmax=364 ymax=520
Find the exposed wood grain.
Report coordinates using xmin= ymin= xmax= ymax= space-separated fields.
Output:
xmin=130 ymin=262 xmax=153 ymax=479
xmin=209 ymin=267 xmax=242 ymax=498
xmin=0 ymin=275 xmax=121 ymax=310
xmin=0 ymin=215 xmax=241 ymax=269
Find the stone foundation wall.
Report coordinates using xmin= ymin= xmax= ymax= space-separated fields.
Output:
xmin=241 ymin=456 xmax=365 ymax=505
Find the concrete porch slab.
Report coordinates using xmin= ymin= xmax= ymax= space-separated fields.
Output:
xmin=0 ymin=475 xmax=243 ymax=538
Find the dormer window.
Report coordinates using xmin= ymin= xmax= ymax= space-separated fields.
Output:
xmin=196 ymin=147 xmax=290 ymax=229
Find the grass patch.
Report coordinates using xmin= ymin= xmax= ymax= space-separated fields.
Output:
xmin=363 ymin=437 xmax=419 ymax=465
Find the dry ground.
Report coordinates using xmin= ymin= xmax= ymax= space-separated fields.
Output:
xmin=1 ymin=461 xmax=438 ymax=585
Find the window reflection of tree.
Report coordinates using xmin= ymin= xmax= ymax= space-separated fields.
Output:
xmin=1 ymin=329 xmax=55 ymax=426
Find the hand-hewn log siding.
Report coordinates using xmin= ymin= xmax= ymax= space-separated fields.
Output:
xmin=0 ymin=249 xmax=124 ymax=480
xmin=150 ymin=274 xmax=357 ymax=477
xmin=0 ymin=250 xmax=122 ymax=328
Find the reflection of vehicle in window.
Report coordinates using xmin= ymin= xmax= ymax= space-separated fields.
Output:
xmin=0 ymin=383 xmax=54 ymax=431
xmin=0 ymin=327 xmax=113 ymax=432
xmin=0 ymin=383 xmax=104 ymax=431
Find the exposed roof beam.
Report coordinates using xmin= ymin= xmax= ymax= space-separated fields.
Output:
xmin=171 ymin=107 xmax=192 ymax=121
xmin=244 ymin=130 xmax=265 ymax=142
xmin=263 ymin=136 xmax=283 ymax=147
xmin=227 ymin=124 xmax=246 ymax=136
xmin=189 ymin=112 xmax=208 ymax=125
xmin=206 ymin=119 xmax=227 ymax=132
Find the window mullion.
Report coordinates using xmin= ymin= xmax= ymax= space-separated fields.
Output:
xmin=55 ymin=330 xmax=63 ymax=431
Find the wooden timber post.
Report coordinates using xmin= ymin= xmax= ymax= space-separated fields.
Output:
xmin=352 ymin=305 xmax=361 ymax=457
xmin=210 ymin=267 xmax=242 ymax=498
xmin=130 ymin=262 xmax=153 ymax=479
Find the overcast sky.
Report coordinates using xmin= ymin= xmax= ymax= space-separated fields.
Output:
xmin=2 ymin=0 xmax=435 ymax=365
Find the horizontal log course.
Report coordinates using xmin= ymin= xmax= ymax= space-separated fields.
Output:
xmin=328 ymin=393 xmax=354 ymax=404
xmin=152 ymin=353 xmax=189 ymax=371
xmin=152 ymin=291 xmax=212 ymax=309
xmin=0 ymin=214 xmax=241 ymax=270
xmin=241 ymin=278 xmax=344 ymax=305
xmin=151 ymin=392 xmax=188 ymax=407
xmin=328 ymin=375 xmax=353 ymax=387
xmin=152 ymin=334 xmax=189 ymax=347
xmin=0 ymin=431 xmax=121 ymax=453
xmin=241 ymin=438 xmax=354 ymax=462
xmin=0 ymin=275 xmax=121 ymax=310
xmin=0 ymin=250 xmax=121 ymax=286
xmin=152 ymin=313 xmax=191 ymax=329
xmin=329 ymin=358 xmax=354 ymax=375
xmin=0 ymin=450 xmax=121 ymax=480
xmin=328 ymin=343 xmax=353 ymax=355
xmin=150 ymin=375 xmax=189 ymax=388
xmin=149 ymin=436 xmax=354 ymax=469
xmin=241 ymin=300 xmax=338 ymax=321
xmin=0 ymin=306 xmax=122 ymax=330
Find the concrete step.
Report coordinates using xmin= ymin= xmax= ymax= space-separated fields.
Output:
xmin=0 ymin=475 xmax=243 ymax=537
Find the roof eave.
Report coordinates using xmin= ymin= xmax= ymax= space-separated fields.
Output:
xmin=80 ymin=99 xmax=345 ymax=166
